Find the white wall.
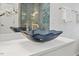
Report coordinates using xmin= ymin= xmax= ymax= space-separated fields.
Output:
xmin=50 ymin=3 xmax=79 ymax=55
xmin=0 ymin=3 xmax=19 ymax=34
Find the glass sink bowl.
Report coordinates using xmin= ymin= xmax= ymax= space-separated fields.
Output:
xmin=23 ymin=30 xmax=63 ymax=42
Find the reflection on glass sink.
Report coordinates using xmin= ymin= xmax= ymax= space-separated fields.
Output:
xmin=23 ymin=30 xmax=63 ymax=42
xmin=10 ymin=27 xmax=26 ymax=32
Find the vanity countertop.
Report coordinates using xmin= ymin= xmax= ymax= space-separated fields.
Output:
xmin=0 ymin=33 xmax=75 ymax=56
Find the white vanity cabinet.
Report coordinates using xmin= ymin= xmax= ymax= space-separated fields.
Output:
xmin=33 ymin=42 xmax=75 ymax=56
xmin=0 ymin=33 xmax=76 ymax=56
xmin=30 ymin=37 xmax=76 ymax=56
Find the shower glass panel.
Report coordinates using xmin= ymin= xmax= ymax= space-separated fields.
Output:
xmin=20 ymin=3 xmax=50 ymax=31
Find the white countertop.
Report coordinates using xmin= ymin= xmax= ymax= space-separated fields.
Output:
xmin=0 ymin=33 xmax=75 ymax=56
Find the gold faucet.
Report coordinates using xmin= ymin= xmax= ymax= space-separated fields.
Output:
xmin=32 ymin=23 xmax=39 ymax=30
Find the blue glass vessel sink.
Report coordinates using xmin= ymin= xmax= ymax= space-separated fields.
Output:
xmin=26 ymin=30 xmax=63 ymax=42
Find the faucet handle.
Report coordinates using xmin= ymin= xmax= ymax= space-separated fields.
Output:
xmin=32 ymin=23 xmax=39 ymax=30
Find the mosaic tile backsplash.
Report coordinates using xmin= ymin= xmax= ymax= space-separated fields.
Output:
xmin=40 ymin=3 xmax=50 ymax=30
xmin=20 ymin=3 xmax=50 ymax=31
